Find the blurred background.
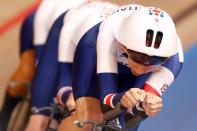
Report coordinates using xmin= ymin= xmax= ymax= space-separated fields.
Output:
xmin=0 ymin=0 xmax=197 ymax=131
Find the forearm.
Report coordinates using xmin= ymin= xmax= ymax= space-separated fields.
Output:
xmin=145 ymin=53 xmax=183 ymax=96
xmin=10 ymin=49 xmax=36 ymax=81
xmin=103 ymin=92 xmax=125 ymax=108
xmin=57 ymin=62 xmax=73 ymax=90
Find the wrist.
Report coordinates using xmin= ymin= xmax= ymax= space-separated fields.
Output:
xmin=103 ymin=93 xmax=116 ymax=108
xmin=57 ymin=86 xmax=72 ymax=105
xmin=103 ymin=92 xmax=126 ymax=108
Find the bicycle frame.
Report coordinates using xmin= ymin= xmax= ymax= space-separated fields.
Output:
xmin=73 ymin=102 xmax=148 ymax=131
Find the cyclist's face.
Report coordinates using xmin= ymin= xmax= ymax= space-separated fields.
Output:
xmin=128 ymin=58 xmax=159 ymax=76
xmin=119 ymin=43 xmax=162 ymax=75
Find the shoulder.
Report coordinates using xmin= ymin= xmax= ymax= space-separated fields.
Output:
xmin=165 ymin=34 xmax=184 ymax=63
xmin=73 ymin=1 xmax=117 ymax=46
xmin=35 ymin=0 xmax=58 ymax=18
xmin=176 ymin=35 xmax=184 ymax=62
xmin=22 ymin=12 xmax=35 ymax=27
xmin=79 ymin=23 xmax=102 ymax=48
xmin=49 ymin=0 xmax=88 ymax=27
xmin=34 ymin=0 xmax=59 ymax=29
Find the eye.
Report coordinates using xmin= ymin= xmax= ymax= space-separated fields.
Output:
xmin=146 ymin=29 xmax=154 ymax=47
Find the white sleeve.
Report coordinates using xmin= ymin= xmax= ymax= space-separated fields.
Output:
xmin=145 ymin=66 xmax=174 ymax=96
xmin=72 ymin=1 xmax=117 ymax=46
xmin=33 ymin=0 xmax=59 ymax=46
xmin=58 ymin=4 xmax=107 ymax=63
xmin=48 ymin=0 xmax=87 ymax=29
xmin=58 ymin=8 xmax=94 ymax=63
xmin=97 ymin=20 xmax=118 ymax=74
xmin=58 ymin=19 xmax=76 ymax=63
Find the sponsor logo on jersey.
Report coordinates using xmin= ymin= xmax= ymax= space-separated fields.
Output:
xmin=161 ymin=83 xmax=168 ymax=93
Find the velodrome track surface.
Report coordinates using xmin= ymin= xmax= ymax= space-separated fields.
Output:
xmin=138 ymin=45 xmax=197 ymax=131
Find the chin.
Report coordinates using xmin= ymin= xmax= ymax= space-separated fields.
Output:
xmin=131 ymin=69 xmax=142 ymax=76
xmin=131 ymin=68 xmax=151 ymax=76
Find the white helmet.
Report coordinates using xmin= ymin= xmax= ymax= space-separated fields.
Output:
xmin=114 ymin=7 xmax=178 ymax=57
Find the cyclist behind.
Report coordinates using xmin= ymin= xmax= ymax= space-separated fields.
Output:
xmin=25 ymin=0 xmax=90 ymax=131
xmin=0 ymin=11 xmax=37 ymax=131
xmin=0 ymin=0 xmax=62 ymax=130
xmin=59 ymin=5 xmax=184 ymax=131
xmin=26 ymin=1 xmax=117 ymax=130
xmin=56 ymin=1 xmax=117 ymax=113
xmin=0 ymin=0 xmax=62 ymax=129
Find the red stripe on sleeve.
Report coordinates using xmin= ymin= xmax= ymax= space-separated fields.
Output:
xmin=144 ymin=83 xmax=161 ymax=97
xmin=106 ymin=94 xmax=114 ymax=107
